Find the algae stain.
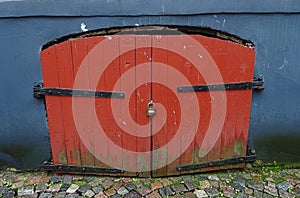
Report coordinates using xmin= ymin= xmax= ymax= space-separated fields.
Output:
xmin=58 ymin=149 xmax=67 ymax=164
xmin=73 ymin=150 xmax=81 ymax=165
xmin=234 ymin=141 xmax=245 ymax=156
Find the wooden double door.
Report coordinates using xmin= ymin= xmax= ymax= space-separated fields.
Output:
xmin=39 ymin=33 xmax=255 ymax=177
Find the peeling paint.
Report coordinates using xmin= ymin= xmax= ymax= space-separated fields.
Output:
xmin=279 ymin=58 xmax=288 ymax=70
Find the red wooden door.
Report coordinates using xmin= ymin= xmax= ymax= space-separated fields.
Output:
xmin=39 ymin=33 xmax=256 ymax=176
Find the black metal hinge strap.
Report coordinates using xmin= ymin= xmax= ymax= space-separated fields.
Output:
xmin=177 ymin=75 xmax=264 ymax=93
xmin=33 ymin=82 xmax=125 ymax=99
xmin=176 ymin=154 xmax=256 ymax=171
xmin=40 ymin=164 xmax=125 ymax=174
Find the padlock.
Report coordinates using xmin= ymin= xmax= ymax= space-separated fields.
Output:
xmin=146 ymin=101 xmax=156 ymax=117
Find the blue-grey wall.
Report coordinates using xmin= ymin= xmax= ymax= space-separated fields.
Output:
xmin=0 ymin=0 xmax=299 ymax=168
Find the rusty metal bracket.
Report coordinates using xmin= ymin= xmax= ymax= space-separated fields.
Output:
xmin=40 ymin=164 xmax=125 ymax=174
xmin=177 ymin=75 xmax=264 ymax=93
xmin=176 ymin=150 xmax=256 ymax=171
xmin=33 ymin=82 xmax=125 ymax=99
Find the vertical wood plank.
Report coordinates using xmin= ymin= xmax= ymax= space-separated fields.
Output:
xmin=40 ymin=46 xmax=67 ymax=165
xmin=165 ymin=35 xmax=183 ymax=176
xmin=119 ymin=35 xmax=137 ymax=176
xmin=135 ymin=35 xmax=151 ymax=177
xmin=55 ymin=41 xmax=81 ymax=165
xmin=71 ymin=38 xmax=95 ymax=166
xmin=151 ymin=35 xmax=168 ymax=177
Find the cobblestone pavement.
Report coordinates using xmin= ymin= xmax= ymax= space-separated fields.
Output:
xmin=0 ymin=166 xmax=299 ymax=198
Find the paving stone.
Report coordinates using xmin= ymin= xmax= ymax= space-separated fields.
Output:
xmin=194 ymin=189 xmax=208 ymax=198
xmin=171 ymin=183 xmax=188 ymax=193
xmin=63 ymin=176 xmax=73 ymax=185
xmin=276 ymin=181 xmax=292 ymax=191
xmin=242 ymin=173 xmax=252 ymax=180
xmin=207 ymin=175 xmax=219 ymax=181
xmin=84 ymin=177 xmax=94 ymax=183
xmin=111 ymin=194 xmax=121 ymax=198
xmin=160 ymin=179 xmax=172 ymax=187
xmin=117 ymin=186 xmax=129 ymax=196
xmin=198 ymin=180 xmax=210 ymax=190
xmin=183 ymin=175 xmax=193 ymax=181
xmin=54 ymin=192 xmax=66 ymax=198
xmin=120 ymin=178 xmax=132 ymax=184
xmin=204 ymin=188 xmax=219 ymax=197
xmin=104 ymin=188 xmax=116 ymax=197
xmin=294 ymin=187 xmax=300 ymax=196
xmin=222 ymin=186 xmax=236 ymax=197
xmin=3 ymin=176 xmax=14 ymax=184
xmin=233 ymin=177 xmax=246 ymax=187
xmin=137 ymin=186 xmax=151 ymax=196
xmin=102 ymin=179 xmax=114 ymax=190
xmin=50 ymin=176 xmax=62 ymax=183
xmin=159 ymin=187 xmax=175 ymax=197
xmin=2 ymin=190 xmax=14 ymax=198
xmin=146 ymin=191 xmax=161 ymax=198
xmin=287 ymin=178 xmax=300 ymax=186
xmin=60 ymin=183 xmax=69 ymax=192
xmin=11 ymin=181 xmax=23 ymax=189
xmin=27 ymin=176 xmax=42 ymax=185
xmin=219 ymin=181 xmax=227 ymax=188
xmin=184 ymin=180 xmax=198 ymax=191
xmin=66 ymin=184 xmax=79 ymax=194
xmin=183 ymin=192 xmax=196 ymax=198
xmin=36 ymin=182 xmax=48 ymax=193
xmin=41 ymin=176 xmax=51 ymax=183
xmin=84 ymin=189 xmax=95 ymax=198
xmin=247 ymin=182 xmax=264 ymax=191
xmin=72 ymin=176 xmax=84 ymax=181
xmin=113 ymin=182 xmax=124 ymax=191
xmin=77 ymin=184 xmax=91 ymax=194
xmin=268 ymin=182 xmax=276 ymax=188
xmin=210 ymin=181 xmax=219 ymax=188
xmin=237 ymin=193 xmax=247 ymax=198
xmin=65 ymin=194 xmax=77 ymax=198
xmin=0 ymin=186 xmax=9 ymax=194
xmin=124 ymin=183 xmax=135 ymax=192
xmin=39 ymin=192 xmax=53 ymax=198
xmin=254 ymin=190 xmax=263 ymax=198
xmin=263 ymin=193 xmax=275 ymax=198
xmin=265 ymin=177 xmax=275 ymax=182
xmin=232 ymin=183 xmax=245 ymax=192
xmin=88 ymin=178 xmax=101 ymax=187
xmin=18 ymin=186 xmax=35 ymax=196
xmin=135 ymin=181 xmax=143 ymax=189
xmin=244 ymin=187 xmax=253 ymax=195
xmin=279 ymin=189 xmax=296 ymax=198
xmin=94 ymin=191 xmax=108 ymax=198
xmin=264 ymin=184 xmax=278 ymax=197
xmin=197 ymin=175 xmax=208 ymax=181
xmin=124 ymin=190 xmax=142 ymax=198
xmin=151 ymin=181 xmax=163 ymax=191
xmin=47 ymin=183 xmax=62 ymax=193
xmin=92 ymin=186 xmax=104 ymax=194
xmin=172 ymin=177 xmax=183 ymax=182
xmin=219 ymin=175 xmax=231 ymax=182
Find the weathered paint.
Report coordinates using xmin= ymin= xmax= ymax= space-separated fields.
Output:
xmin=0 ymin=0 xmax=299 ymax=169
xmin=39 ymin=33 xmax=255 ymax=176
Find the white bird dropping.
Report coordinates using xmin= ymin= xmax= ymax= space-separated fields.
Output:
xmin=81 ymin=23 xmax=88 ymax=32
